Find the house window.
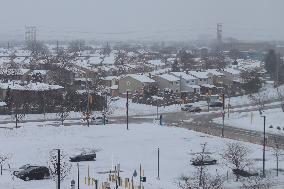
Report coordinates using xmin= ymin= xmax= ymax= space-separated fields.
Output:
xmin=187 ymin=81 xmax=189 ymax=84
xmin=199 ymin=79 xmax=202 ymax=81
xmin=127 ymin=81 xmax=131 ymax=86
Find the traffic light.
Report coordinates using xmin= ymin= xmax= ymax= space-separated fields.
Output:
xmin=140 ymin=177 xmax=146 ymax=182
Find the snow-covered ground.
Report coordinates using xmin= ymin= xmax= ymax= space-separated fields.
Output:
xmin=111 ymin=98 xmax=182 ymax=116
xmin=0 ymin=122 xmax=283 ymax=189
xmin=227 ymin=84 xmax=284 ymax=107
xmin=214 ymin=108 xmax=284 ymax=136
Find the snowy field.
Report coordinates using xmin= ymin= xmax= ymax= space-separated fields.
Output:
xmin=214 ymin=108 xmax=284 ymax=136
xmin=111 ymin=98 xmax=182 ymax=116
xmin=0 ymin=122 xmax=283 ymax=189
xmin=227 ymin=84 xmax=284 ymax=107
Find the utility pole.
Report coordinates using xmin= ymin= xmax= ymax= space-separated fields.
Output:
xmin=126 ymin=91 xmax=129 ymax=130
xmin=179 ymin=75 xmax=182 ymax=105
xmin=77 ymin=163 xmax=80 ymax=189
xmin=156 ymin=103 xmax=159 ymax=119
xmin=221 ymin=93 xmax=225 ymax=137
xmin=139 ymin=164 xmax=142 ymax=189
xmin=56 ymin=40 xmax=59 ymax=55
xmin=261 ymin=115 xmax=266 ymax=177
xmin=158 ymin=148 xmax=160 ymax=180
xmin=57 ymin=149 xmax=61 ymax=189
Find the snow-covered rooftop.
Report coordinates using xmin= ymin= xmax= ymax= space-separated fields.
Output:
xmin=223 ymin=68 xmax=241 ymax=75
xmin=157 ymin=74 xmax=180 ymax=82
xmin=127 ymin=74 xmax=155 ymax=83
xmin=148 ymin=59 xmax=165 ymax=66
xmin=0 ymin=82 xmax=63 ymax=91
xmin=188 ymin=71 xmax=210 ymax=79
xmin=206 ymin=69 xmax=224 ymax=76
xmin=29 ymin=70 xmax=48 ymax=76
xmin=171 ymin=72 xmax=196 ymax=80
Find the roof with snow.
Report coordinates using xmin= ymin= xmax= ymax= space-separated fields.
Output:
xmin=0 ymin=82 xmax=63 ymax=91
xmin=148 ymin=60 xmax=165 ymax=66
xmin=104 ymin=76 xmax=119 ymax=81
xmin=206 ymin=69 xmax=224 ymax=76
xmin=0 ymin=101 xmax=6 ymax=107
xmin=0 ymin=69 xmax=30 ymax=76
xmin=29 ymin=70 xmax=48 ymax=76
xmin=188 ymin=71 xmax=210 ymax=79
xmin=157 ymin=74 xmax=180 ymax=82
xmin=171 ymin=72 xmax=197 ymax=80
xmin=201 ymin=84 xmax=216 ymax=88
xmin=127 ymin=74 xmax=155 ymax=83
xmin=223 ymin=68 xmax=241 ymax=75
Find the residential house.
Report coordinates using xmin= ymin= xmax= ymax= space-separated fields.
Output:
xmin=206 ymin=69 xmax=225 ymax=86
xmin=118 ymin=74 xmax=156 ymax=94
xmin=221 ymin=67 xmax=242 ymax=85
xmin=102 ymin=76 xmax=119 ymax=87
xmin=188 ymin=71 xmax=213 ymax=85
xmin=153 ymin=74 xmax=180 ymax=93
xmin=0 ymin=69 xmax=30 ymax=82
xmin=171 ymin=72 xmax=200 ymax=94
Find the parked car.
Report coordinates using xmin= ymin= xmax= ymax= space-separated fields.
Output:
xmin=191 ymin=157 xmax=217 ymax=166
xmin=16 ymin=166 xmax=50 ymax=181
xmin=188 ymin=106 xmax=202 ymax=113
xmin=92 ymin=116 xmax=108 ymax=125
xmin=110 ymin=97 xmax=120 ymax=101
xmin=232 ymin=169 xmax=259 ymax=177
xmin=13 ymin=164 xmax=38 ymax=176
xmin=70 ymin=153 xmax=96 ymax=162
xmin=181 ymin=104 xmax=193 ymax=111
xmin=209 ymin=101 xmax=223 ymax=107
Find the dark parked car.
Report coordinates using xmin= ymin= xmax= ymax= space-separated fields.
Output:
xmin=191 ymin=157 xmax=217 ymax=166
xmin=13 ymin=164 xmax=38 ymax=176
xmin=232 ymin=169 xmax=259 ymax=177
xmin=70 ymin=153 xmax=96 ymax=162
xmin=16 ymin=166 xmax=50 ymax=181
xmin=188 ymin=106 xmax=202 ymax=113
xmin=209 ymin=101 xmax=223 ymax=107
xmin=181 ymin=104 xmax=193 ymax=111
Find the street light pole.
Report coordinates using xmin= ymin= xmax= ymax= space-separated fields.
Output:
xmin=221 ymin=93 xmax=225 ymax=137
xmin=77 ymin=163 xmax=80 ymax=189
xmin=57 ymin=149 xmax=61 ymax=189
xmin=261 ymin=115 xmax=266 ymax=177
xmin=126 ymin=91 xmax=129 ymax=130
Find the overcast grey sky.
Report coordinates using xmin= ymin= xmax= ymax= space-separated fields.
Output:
xmin=0 ymin=0 xmax=283 ymax=41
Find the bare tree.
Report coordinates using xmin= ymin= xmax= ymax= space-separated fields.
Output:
xmin=249 ymin=91 xmax=269 ymax=115
xmin=272 ymin=136 xmax=283 ymax=176
xmin=177 ymin=171 xmax=223 ymax=189
xmin=48 ymin=151 xmax=72 ymax=183
xmin=0 ymin=153 xmax=11 ymax=175
xmin=241 ymin=175 xmax=272 ymax=189
xmin=221 ymin=142 xmax=251 ymax=181
xmin=177 ymin=143 xmax=224 ymax=189
xmin=276 ymin=87 xmax=284 ymax=112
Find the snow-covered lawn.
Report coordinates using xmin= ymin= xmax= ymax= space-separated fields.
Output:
xmin=0 ymin=122 xmax=283 ymax=189
xmin=227 ymin=84 xmax=284 ymax=107
xmin=214 ymin=108 xmax=284 ymax=136
xmin=112 ymin=98 xmax=182 ymax=116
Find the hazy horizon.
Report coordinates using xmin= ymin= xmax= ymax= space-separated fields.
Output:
xmin=0 ymin=0 xmax=283 ymax=42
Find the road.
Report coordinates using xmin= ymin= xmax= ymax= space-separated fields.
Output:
xmin=1 ymin=102 xmax=283 ymax=148
xmin=113 ymin=103 xmax=284 ymax=149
